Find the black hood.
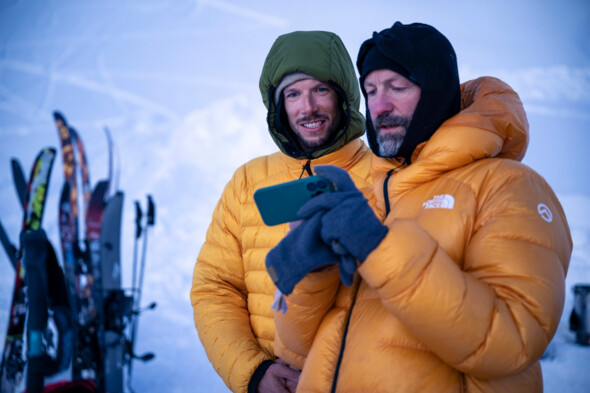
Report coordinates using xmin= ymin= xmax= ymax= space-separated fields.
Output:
xmin=357 ymin=22 xmax=461 ymax=162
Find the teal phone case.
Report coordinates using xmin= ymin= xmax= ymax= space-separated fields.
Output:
xmin=254 ymin=176 xmax=334 ymax=226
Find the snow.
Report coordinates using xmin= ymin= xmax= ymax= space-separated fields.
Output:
xmin=1 ymin=0 xmax=589 ymax=392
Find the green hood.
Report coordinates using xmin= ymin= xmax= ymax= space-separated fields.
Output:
xmin=259 ymin=31 xmax=365 ymax=159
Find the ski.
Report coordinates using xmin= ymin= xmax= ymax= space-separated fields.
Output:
xmin=0 ymin=147 xmax=56 ymax=393
xmin=99 ymin=125 xmax=129 ymax=393
xmin=55 ymin=111 xmax=131 ymax=392
xmin=23 ymin=229 xmax=53 ymax=393
xmin=83 ymin=179 xmax=109 ymax=392
xmin=10 ymin=159 xmax=26 ymax=209
xmin=53 ymin=111 xmax=155 ymax=392
xmin=1 ymin=158 xmax=28 ymax=270
xmin=70 ymin=127 xmax=91 ymax=222
xmin=101 ymin=190 xmax=127 ymax=393
xmin=0 ymin=221 xmax=18 ymax=271
xmin=54 ymin=111 xmax=101 ymax=388
xmin=1 ymin=158 xmax=29 ymax=271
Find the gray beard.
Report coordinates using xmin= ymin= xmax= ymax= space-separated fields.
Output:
xmin=376 ymin=130 xmax=405 ymax=157
xmin=373 ymin=113 xmax=411 ymax=157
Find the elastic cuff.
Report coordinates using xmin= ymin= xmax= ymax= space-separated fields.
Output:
xmin=247 ymin=360 xmax=275 ymax=393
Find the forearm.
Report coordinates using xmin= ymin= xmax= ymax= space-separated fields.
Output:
xmin=274 ymin=266 xmax=341 ymax=369
xmin=360 ymin=218 xmax=568 ymax=378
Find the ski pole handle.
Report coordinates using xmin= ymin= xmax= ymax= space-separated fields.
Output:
xmin=135 ymin=201 xmax=143 ymax=239
xmin=147 ymin=195 xmax=155 ymax=226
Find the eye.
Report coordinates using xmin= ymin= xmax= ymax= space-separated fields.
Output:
xmin=285 ymin=91 xmax=299 ymax=99
xmin=365 ymin=88 xmax=376 ymax=97
xmin=315 ymin=86 xmax=331 ymax=94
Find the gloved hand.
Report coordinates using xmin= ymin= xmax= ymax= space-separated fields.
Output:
xmin=298 ymin=165 xmax=388 ymax=263
xmin=265 ymin=209 xmax=340 ymax=296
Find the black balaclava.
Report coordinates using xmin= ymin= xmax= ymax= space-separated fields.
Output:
xmin=357 ymin=22 xmax=461 ymax=162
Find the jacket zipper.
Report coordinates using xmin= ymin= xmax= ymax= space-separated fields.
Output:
xmin=382 ymin=161 xmax=404 ymax=217
xmin=330 ymin=164 xmax=400 ymax=391
xmin=330 ymin=289 xmax=359 ymax=393
xmin=383 ymin=168 xmax=395 ymax=216
xmin=460 ymin=372 xmax=465 ymax=393
xmin=299 ymin=158 xmax=313 ymax=179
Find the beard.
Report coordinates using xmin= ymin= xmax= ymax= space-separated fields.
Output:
xmin=377 ymin=132 xmax=405 ymax=157
xmin=294 ymin=113 xmax=338 ymax=150
xmin=374 ymin=113 xmax=412 ymax=157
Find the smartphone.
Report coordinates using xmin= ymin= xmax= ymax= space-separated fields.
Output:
xmin=254 ymin=176 xmax=334 ymax=226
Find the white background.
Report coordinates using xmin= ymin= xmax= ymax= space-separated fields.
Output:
xmin=1 ymin=1 xmax=589 ymax=392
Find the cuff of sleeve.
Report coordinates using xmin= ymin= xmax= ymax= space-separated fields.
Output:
xmin=248 ymin=360 xmax=275 ymax=393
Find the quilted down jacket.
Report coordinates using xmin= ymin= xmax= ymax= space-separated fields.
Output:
xmin=273 ymin=76 xmax=572 ymax=393
xmin=191 ymin=30 xmax=372 ymax=393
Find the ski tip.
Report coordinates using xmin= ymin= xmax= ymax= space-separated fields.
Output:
xmin=53 ymin=111 xmax=66 ymax=124
xmin=36 ymin=146 xmax=58 ymax=156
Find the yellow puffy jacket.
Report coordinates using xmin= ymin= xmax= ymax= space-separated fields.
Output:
xmin=191 ymin=139 xmax=372 ymax=392
xmin=274 ymin=77 xmax=572 ymax=393
xmin=191 ymin=30 xmax=372 ymax=393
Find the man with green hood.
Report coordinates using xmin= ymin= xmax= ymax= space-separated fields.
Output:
xmin=190 ymin=30 xmax=372 ymax=393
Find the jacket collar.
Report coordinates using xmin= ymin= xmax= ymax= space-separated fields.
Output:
xmin=281 ymin=138 xmax=369 ymax=177
xmin=371 ymin=77 xmax=529 ymax=210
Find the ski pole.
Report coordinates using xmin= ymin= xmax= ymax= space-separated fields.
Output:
xmin=136 ymin=195 xmax=155 ymax=313
xmin=127 ymin=201 xmax=142 ymax=386
xmin=131 ymin=201 xmax=143 ymax=302
xmin=128 ymin=195 xmax=155 ymax=384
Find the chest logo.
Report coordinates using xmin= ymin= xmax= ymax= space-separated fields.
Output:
xmin=538 ymin=203 xmax=553 ymax=222
xmin=423 ymin=194 xmax=455 ymax=210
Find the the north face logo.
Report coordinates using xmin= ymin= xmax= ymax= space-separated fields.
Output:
xmin=423 ymin=194 xmax=455 ymax=210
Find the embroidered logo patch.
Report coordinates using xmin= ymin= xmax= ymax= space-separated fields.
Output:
xmin=423 ymin=194 xmax=455 ymax=210
xmin=538 ymin=203 xmax=553 ymax=222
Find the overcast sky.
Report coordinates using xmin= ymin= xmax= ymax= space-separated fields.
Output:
xmin=0 ymin=1 xmax=589 ymax=391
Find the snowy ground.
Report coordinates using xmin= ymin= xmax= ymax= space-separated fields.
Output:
xmin=1 ymin=1 xmax=589 ymax=392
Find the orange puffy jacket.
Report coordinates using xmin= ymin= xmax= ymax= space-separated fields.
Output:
xmin=191 ymin=139 xmax=372 ymax=392
xmin=274 ymin=77 xmax=572 ymax=393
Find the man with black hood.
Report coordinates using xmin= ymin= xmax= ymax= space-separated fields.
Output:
xmin=190 ymin=30 xmax=373 ymax=393
xmin=266 ymin=22 xmax=571 ymax=392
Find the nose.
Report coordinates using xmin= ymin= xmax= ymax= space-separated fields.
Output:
xmin=301 ymin=92 xmax=318 ymax=114
xmin=369 ymin=92 xmax=394 ymax=117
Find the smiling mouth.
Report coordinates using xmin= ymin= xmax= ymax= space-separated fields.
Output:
xmin=301 ymin=120 xmax=324 ymax=129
